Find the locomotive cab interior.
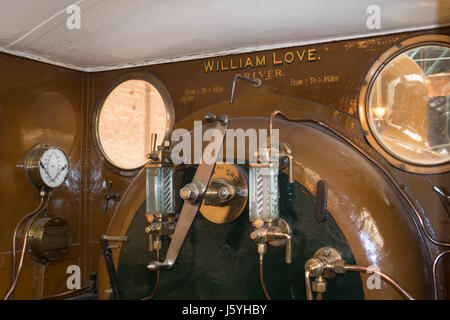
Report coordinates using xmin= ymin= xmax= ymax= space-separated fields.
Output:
xmin=0 ymin=1 xmax=449 ymax=303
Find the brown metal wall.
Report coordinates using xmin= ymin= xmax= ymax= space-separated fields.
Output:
xmin=0 ymin=26 xmax=448 ymax=298
xmin=0 ymin=53 xmax=84 ymax=298
xmin=87 ymin=27 xmax=450 ymax=281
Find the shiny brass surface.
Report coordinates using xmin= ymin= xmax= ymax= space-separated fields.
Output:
xmin=358 ymin=34 xmax=450 ymax=174
xmin=311 ymin=247 xmax=344 ymax=278
xmin=24 ymin=144 xmax=69 ymax=191
xmin=146 ymin=133 xmax=173 ymax=164
xmin=27 ymin=212 xmax=71 ymax=264
xmin=303 ymin=247 xmax=416 ymax=300
xmin=145 ymin=213 xmax=176 ymax=252
xmin=250 ymin=218 xmax=293 ymax=264
xmin=24 ymin=144 xmax=51 ymax=190
xmin=199 ymin=164 xmax=248 ymax=224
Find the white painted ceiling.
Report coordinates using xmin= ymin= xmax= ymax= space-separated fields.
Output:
xmin=0 ymin=0 xmax=448 ymax=71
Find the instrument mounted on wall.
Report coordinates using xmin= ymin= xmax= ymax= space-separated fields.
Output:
xmin=24 ymin=144 xmax=69 ymax=191
xmin=23 ymin=144 xmax=71 ymax=265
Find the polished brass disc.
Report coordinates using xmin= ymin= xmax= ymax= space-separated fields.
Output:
xmin=27 ymin=212 xmax=71 ymax=264
xmin=199 ymin=164 xmax=248 ymax=224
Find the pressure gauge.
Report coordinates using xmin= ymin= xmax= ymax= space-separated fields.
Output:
xmin=25 ymin=144 xmax=69 ymax=190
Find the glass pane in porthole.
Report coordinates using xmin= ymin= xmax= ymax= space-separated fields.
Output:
xmin=98 ymin=80 xmax=168 ymax=170
xmin=368 ymin=45 xmax=450 ymax=165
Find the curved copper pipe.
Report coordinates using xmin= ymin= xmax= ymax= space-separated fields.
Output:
xmin=143 ymin=250 xmax=160 ymax=300
xmin=344 ymin=265 xmax=415 ymax=300
xmin=266 ymin=231 xmax=292 ymax=264
xmin=432 ymin=250 xmax=450 ymax=300
xmin=6 ymin=193 xmax=50 ymax=300
xmin=12 ymin=194 xmax=46 ymax=280
xmin=41 ymin=285 xmax=91 ymax=300
xmin=259 ymin=257 xmax=271 ymax=300
xmin=269 ymin=110 xmax=450 ymax=248
xmin=304 ymin=270 xmax=313 ymax=300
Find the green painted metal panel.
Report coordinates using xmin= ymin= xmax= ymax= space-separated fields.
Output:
xmin=117 ymin=166 xmax=364 ymax=299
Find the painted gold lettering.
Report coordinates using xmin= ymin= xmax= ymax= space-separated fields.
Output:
xmin=296 ymin=50 xmax=306 ymax=62
xmin=255 ymin=55 xmax=266 ymax=67
xmin=221 ymin=60 xmax=229 ymax=71
xmin=230 ymin=59 xmax=238 ymax=70
xmin=203 ymin=60 xmax=214 ymax=73
xmin=272 ymin=52 xmax=282 ymax=65
xmin=244 ymin=57 xmax=254 ymax=68
xmin=284 ymin=52 xmax=294 ymax=64
xmin=308 ymin=49 xmax=317 ymax=61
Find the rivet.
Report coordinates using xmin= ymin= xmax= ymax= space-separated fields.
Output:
xmin=219 ymin=243 xmax=232 ymax=258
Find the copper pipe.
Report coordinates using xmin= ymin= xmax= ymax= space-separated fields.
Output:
xmin=6 ymin=192 xmax=49 ymax=300
xmin=432 ymin=250 xmax=450 ymax=300
xmin=41 ymin=285 xmax=91 ymax=300
xmin=344 ymin=265 xmax=415 ymax=300
xmin=143 ymin=250 xmax=160 ymax=300
xmin=304 ymin=270 xmax=313 ymax=300
xmin=12 ymin=194 xmax=46 ymax=280
xmin=259 ymin=256 xmax=271 ymax=300
xmin=5 ymin=203 xmax=48 ymax=300
xmin=269 ymin=110 xmax=450 ymax=248
xmin=266 ymin=231 xmax=292 ymax=264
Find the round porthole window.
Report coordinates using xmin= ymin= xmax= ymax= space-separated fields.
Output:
xmin=359 ymin=34 xmax=450 ymax=174
xmin=93 ymin=74 xmax=174 ymax=175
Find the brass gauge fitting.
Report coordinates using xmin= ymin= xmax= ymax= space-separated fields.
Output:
xmin=199 ymin=164 xmax=248 ymax=224
xmin=24 ymin=144 xmax=69 ymax=190
xmin=27 ymin=212 xmax=71 ymax=264
xmin=304 ymin=247 xmax=346 ymax=300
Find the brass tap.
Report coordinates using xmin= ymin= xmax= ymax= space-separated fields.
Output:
xmin=250 ymin=218 xmax=292 ymax=264
xmin=145 ymin=213 xmax=176 ymax=252
xmin=304 ymin=247 xmax=345 ymax=300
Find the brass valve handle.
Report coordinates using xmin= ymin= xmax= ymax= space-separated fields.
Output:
xmin=303 ymin=247 xmax=343 ymax=300
xmin=266 ymin=230 xmax=292 ymax=264
xmin=250 ymin=218 xmax=293 ymax=264
xmin=147 ymin=115 xmax=229 ymax=271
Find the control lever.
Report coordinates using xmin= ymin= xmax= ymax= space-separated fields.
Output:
xmin=104 ymin=181 xmax=120 ymax=213
xmin=101 ymin=235 xmax=128 ymax=299
xmin=147 ymin=114 xmax=229 ymax=271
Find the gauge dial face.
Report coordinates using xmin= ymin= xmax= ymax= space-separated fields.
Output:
xmin=39 ymin=148 xmax=69 ymax=188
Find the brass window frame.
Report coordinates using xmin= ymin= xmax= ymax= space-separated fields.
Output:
xmin=91 ymin=71 xmax=175 ymax=177
xmin=358 ymin=34 xmax=450 ymax=174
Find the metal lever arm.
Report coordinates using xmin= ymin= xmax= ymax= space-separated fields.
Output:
xmin=147 ymin=118 xmax=229 ymax=271
xmin=101 ymin=236 xmax=128 ymax=300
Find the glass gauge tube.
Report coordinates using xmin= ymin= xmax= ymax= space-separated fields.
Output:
xmin=248 ymin=164 xmax=279 ymax=221
xmin=146 ymin=166 xmax=175 ymax=214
